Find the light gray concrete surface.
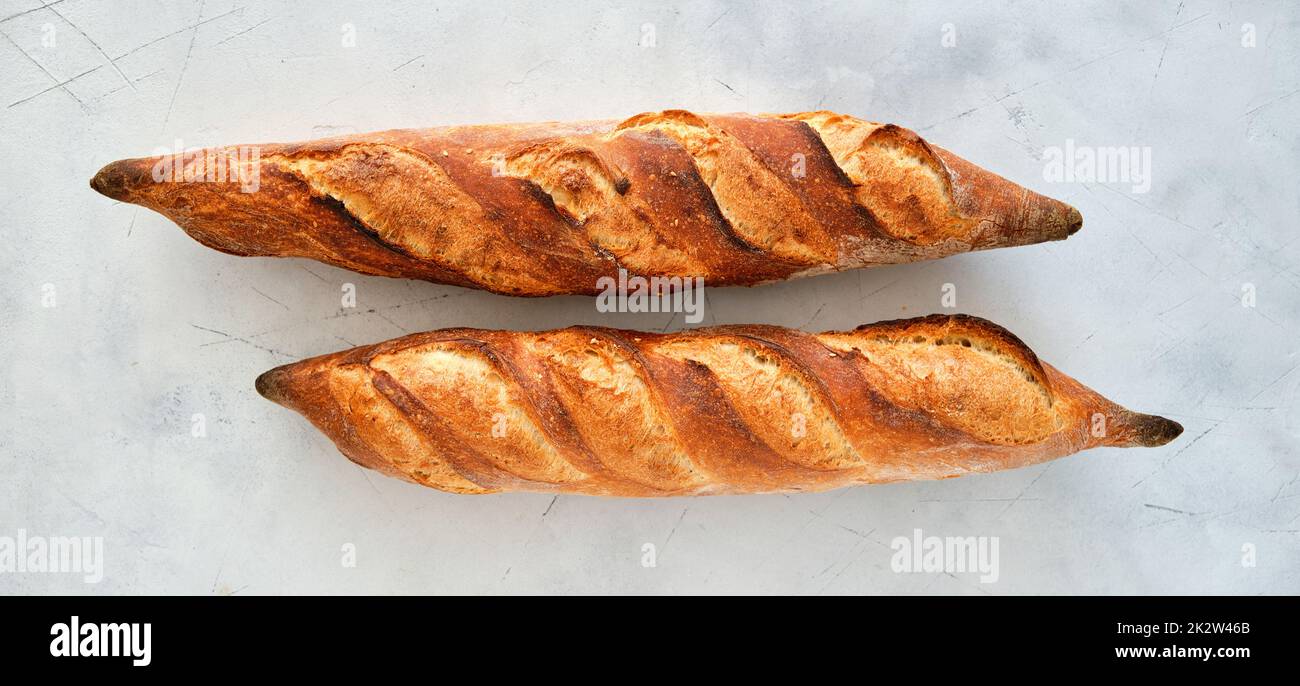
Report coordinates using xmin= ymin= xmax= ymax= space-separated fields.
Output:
xmin=1 ymin=0 xmax=1297 ymax=595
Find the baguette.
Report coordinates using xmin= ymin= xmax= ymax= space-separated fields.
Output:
xmin=91 ymin=111 xmax=1081 ymax=296
xmin=255 ymin=315 xmax=1180 ymax=496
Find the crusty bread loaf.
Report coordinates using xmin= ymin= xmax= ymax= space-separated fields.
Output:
xmin=90 ymin=111 xmax=1081 ymax=296
xmin=255 ymin=315 xmax=1180 ymax=496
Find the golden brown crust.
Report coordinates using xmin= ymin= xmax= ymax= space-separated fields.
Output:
xmin=91 ymin=111 xmax=1081 ymax=295
xmin=256 ymin=315 xmax=1180 ymax=497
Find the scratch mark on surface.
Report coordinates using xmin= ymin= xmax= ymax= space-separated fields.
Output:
xmin=356 ymin=465 xmax=383 ymax=496
xmin=8 ymin=64 xmax=100 ymax=107
xmin=1148 ymin=2 xmax=1184 ymax=96
xmin=321 ymin=293 xmax=466 ymax=322
xmin=209 ymin=552 xmax=230 ymax=593
xmin=705 ymin=7 xmax=732 ymax=32
xmin=504 ymin=59 xmax=553 ymax=87
xmin=1155 ymin=295 xmax=1194 ymax=318
xmin=215 ymin=17 xmax=271 ymax=45
xmin=1144 ymin=503 xmax=1204 ymax=516
xmin=942 ymin=570 xmax=994 ymax=596
xmin=816 ymin=539 xmax=869 ymax=594
xmin=996 ymin=463 xmax=1051 ymax=519
xmin=191 ymin=323 xmax=294 ymax=359
xmin=1131 ymin=422 xmax=1220 ymax=488
xmin=0 ymin=0 xmax=65 ymax=24
xmin=300 ymin=265 xmax=329 ymax=283
xmin=660 ymin=310 xmax=679 ymax=332
xmin=1247 ymin=363 xmax=1299 ymax=403
xmin=93 ymin=68 xmax=164 ymax=102
xmin=800 ymin=304 xmax=826 ymax=329
xmin=163 ymin=0 xmax=206 ymax=127
xmin=1272 ymin=472 xmax=1300 ymax=503
xmin=0 ymin=29 xmax=89 ymax=111
xmin=1242 ymin=87 xmax=1300 ymax=118
xmin=836 ymin=524 xmax=875 ymax=540
xmin=49 ymin=5 xmax=134 ymax=89
xmin=809 ymin=487 xmax=850 ymax=517
xmin=250 ymin=286 xmax=290 ymax=310
xmin=662 ymin=507 xmax=689 ymax=551
xmin=862 ymin=277 xmax=900 ymax=299
xmin=61 ymin=493 xmax=106 ymax=526
xmin=392 ymin=54 xmax=424 ymax=71
xmin=1095 ymin=180 xmax=1205 ymax=235
xmin=373 ymin=310 xmax=408 ymax=333
xmin=113 ymin=6 xmax=243 ymax=62
xmin=1150 ymin=319 xmax=1212 ymax=363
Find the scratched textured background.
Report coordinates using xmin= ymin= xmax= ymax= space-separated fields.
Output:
xmin=1 ymin=0 xmax=1297 ymax=595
